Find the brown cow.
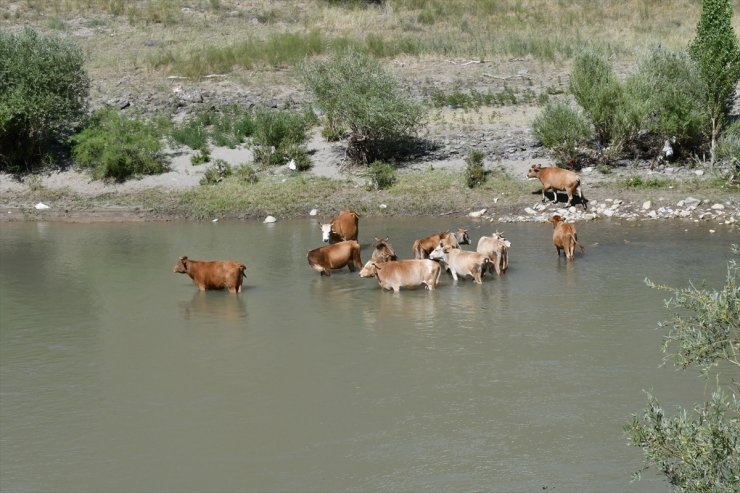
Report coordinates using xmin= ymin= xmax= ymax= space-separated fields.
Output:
xmin=371 ymin=237 xmax=397 ymax=264
xmin=412 ymin=228 xmax=470 ymax=259
xmin=307 ymin=240 xmax=362 ymax=276
xmin=172 ymin=256 xmax=247 ymax=293
xmin=476 ymin=231 xmax=510 ymax=276
xmin=428 ymin=244 xmax=490 ymax=284
xmin=321 ymin=209 xmax=360 ymax=243
xmin=359 ymin=259 xmax=441 ymax=292
xmin=548 ymin=215 xmax=585 ymax=260
xmin=527 ymin=163 xmax=587 ymax=210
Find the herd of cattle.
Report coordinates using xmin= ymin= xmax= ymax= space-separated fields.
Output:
xmin=173 ymin=164 xmax=587 ymax=293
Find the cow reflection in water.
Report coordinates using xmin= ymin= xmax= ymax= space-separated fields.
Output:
xmin=180 ymin=291 xmax=247 ymax=321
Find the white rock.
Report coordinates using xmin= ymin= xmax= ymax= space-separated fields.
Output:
xmin=34 ymin=202 xmax=50 ymax=210
xmin=647 ymin=210 xmax=658 ymax=218
xmin=711 ymin=203 xmax=725 ymax=210
xmin=642 ymin=201 xmax=652 ymax=210
xmin=212 ymin=218 xmax=219 ymax=222
xmin=288 ymin=159 xmax=296 ymax=171
xmin=379 ymin=204 xmax=387 ymax=209
xmin=684 ymin=197 xmax=701 ymax=208
xmin=709 ymin=229 xmax=716 ymax=234
xmin=309 ymin=209 xmax=318 ymax=216
xmin=694 ymin=170 xmax=704 ymax=176
xmin=524 ymin=208 xmax=537 ymax=215
xmin=602 ymin=209 xmax=615 ymax=217
xmin=469 ymin=208 xmax=487 ymax=218
xmin=263 ymin=215 xmax=277 ymax=223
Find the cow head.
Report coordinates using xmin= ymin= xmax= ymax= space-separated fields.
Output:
xmin=493 ymin=231 xmax=512 ymax=248
xmin=359 ymin=261 xmax=380 ymax=278
xmin=454 ymin=228 xmax=470 ymax=245
xmin=548 ymin=215 xmax=565 ymax=227
xmin=527 ymin=163 xmax=543 ymax=179
xmin=173 ymin=256 xmax=189 ymax=273
xmin=320 ymin=223 xmax=333 ymax=242
xmin=372 ymin=237 xmax=397 ymax=262
xmin=428 ymin=243 xmax=450 ymax=261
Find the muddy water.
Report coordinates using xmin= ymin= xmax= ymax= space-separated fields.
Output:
xmin=0 ymin=218 xmax=735 ymax=492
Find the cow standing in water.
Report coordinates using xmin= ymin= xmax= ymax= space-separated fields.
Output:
xmin=476 ymin=231 xmax=510 ymax=276
xmin=548 ymin=215 xmax=585 ymax=260
xmin=307 ymin=240 xmax=363 ymax=276
xmin=359 ymin=259 xmax=441 ymax=292
xmin=173 ymin=256 xmax=247 ymax=293
xmin=412 ymin=228 xmax=470 ymax=259
xmin=321 ymin=210 xmax=360 ymax=244
xmin=371 ymin=237 xmax=397 ymax=264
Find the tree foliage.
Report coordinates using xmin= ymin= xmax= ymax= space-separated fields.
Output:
xmin=625 ymin=247 xmax=740 ymax=492
xmin=531 ymin=101 xmax=593 ymax=167
xmin=301 ymin=49 xmax=425 ymax=164
xmin=688 ymin=0 xmax=740 ymax=165
xmin=0 ymin=28 xmax=89 ymax=172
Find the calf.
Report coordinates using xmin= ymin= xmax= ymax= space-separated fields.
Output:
xmin=359 ymin=259 xmax=441 ymax=292
xmin=476 ymin=231 xmax=510 ymax=276
xmin=172 ymin=256 xmax=246 ymax=293
xmin=321 ymin=209 xmax=360 ymax=243
xmin=412 ymin=228 xmax=470 ymax=259
xmin=527 ymin=163 xmax=587 ymax=210
xmin=371 ymin=237 xmax=397 ymax=264
xmin=548 ymin=215 xmax=585 ymax=260
xmin=429 ymin=243 xmax=491 ymax=284
xmin=307 ymin=240 xmax=362 ymax=276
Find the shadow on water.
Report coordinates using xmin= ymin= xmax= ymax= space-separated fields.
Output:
xmin=178 ymin=290 xmax=248 ymax=322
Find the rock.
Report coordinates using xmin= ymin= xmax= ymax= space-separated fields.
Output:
xmin=309 ymin=209 xmax=318 ymax=216
xmin=711 ymin=203 xmax=725 ymax=210
xmin=379 ymin=204 xmax=387 ymax=209
xmin=684 ymin=197 xmax=701 ymax=208
xmin=34 ymin=203 xmax=50 ymax=210
xmin=263 ymin=215 xmax=277 ymax=223
xmin=647 ymin=210 xmax=658 ymax=218
xmin=524 ymin=207 xmax=536 ymax=215
xmin=694 ymin=169 xmax=704 ymax=176
xmin=642 ymin=200 xmax=652 ymax=210
xmin=602 ymin=209 xmax=615 ymax=217
xmin=469 ymin=208 xmax=487 ymax=218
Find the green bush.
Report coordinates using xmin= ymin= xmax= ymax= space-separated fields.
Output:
xmin=190 ymin=147 xmax=211 ymax=165
xmin=366 ymin=160 xmax=396 ymax=190
xmin=171 ymin=105 xmax=254 ymax=150
xmin=252 ymin=107 xmax=313 ymax=166
xmin=616 ymin=47 xmax=708 ymax=156
xmin=464 ymin=149 xmax=486 ymax=188
xmin=71 ymin=109 xmax=167 ymax=181
xmin=716 ymin=120 xmax=740 ymax=166
xmin=569 ymin=49 xmax=623 ymax=145
xmin=301 ymin=49 xmax=425 ymax=164
xmin=532 ymin=101 xmax=593 ymax=166
xmin=0 ymin=28 xmax=89 ymax=172
xmin=234 ymin=164 xmax=259 ymax=184
xmin=199 ymin=159 xmax=232 ymax=185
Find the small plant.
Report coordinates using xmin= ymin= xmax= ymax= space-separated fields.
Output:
xmin=234 ymin=164 xmax=259 ymax=184
xmin=71 ymin=109 xmax=167 ymax=181
xmin=252 ymin=108 xmax=313 ymax=166
xmin=283 ymin=144 xmax=312 ymax=171
xmin=191 ymin=147 xmax=211 ymax=165
xmin=366 ymin=160 xmax=396 ymax=190
xmin=622 ymin=175 xmax=668 ymax=188
xmin=199 ymin=159 xmax=232 ymax=185
xmin=464 ymin=149 xmax=486 ymax=188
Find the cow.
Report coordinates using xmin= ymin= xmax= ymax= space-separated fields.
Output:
xmin=428 ymin=243 xmax=491 ymax=284
xmin=371 ymin=237 xmax=397 ymax=264
xmin=172 ymin=256 xmax=247 ymax=293
xmin=412 ymin=228 xmax=470 ymax=259
xmin=359 ymin=259 xmax=441 ymax=292
xmin=321 ymin=209 xmax=360 ymax=243
xmin=307 ymin=240 xmax=362 ymax=276
xmin=527 ymin=163 xmax=587 ymax=210
xmin=476 ymin=231 xmax=510 ymax=276
xmin=548 ymin=215 xmax=585 ymax=260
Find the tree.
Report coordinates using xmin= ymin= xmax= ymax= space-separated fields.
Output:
xmin=0 ymin=28 xmax=89 ymax=172
xmin=625 ymin=246 xmax=740 ymax=492
xmin=688 ymin=0 xmax=740 ymax=168
xmin=300 ymin=49 xmax=424 ymax=164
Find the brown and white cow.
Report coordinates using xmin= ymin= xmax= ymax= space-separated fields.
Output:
xmin=548 ymin=215 xmax=585 ymax=260
xmin=527 ymin=163 xmax=587 ymax=210
xmin=412 ymin=228 xmax=470 ymax=259
xmin=321 ymin=209 xmax=360 ymax=243
xmin=428 ymin=243 xmax=491 ymax=284
xmin=371 ymin=237 xmax=397 ymax=264
xmin=476 ymin=231 xmax=510 ymax=276
xmin=359 ymin=259 xmax=441 ymax=292
xmin=307 ymin=240 xmax=362 ymax=276
xmin=172 ymin=256 xmax=247 ymax=293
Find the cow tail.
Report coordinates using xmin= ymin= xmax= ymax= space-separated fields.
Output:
xmin=412 ymin=240 xmax=422 ymax=259
xmin=240 ymin=264 xmax=247 ymax=278
xmin=570 ymin=234 xmax=585 ymax=255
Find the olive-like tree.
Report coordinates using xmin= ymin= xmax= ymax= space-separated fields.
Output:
xmin=0 ymin=28 xmax=89 ymax=172
xmin=625 ymin=246 xmax=739 ymax=492
xmin=688 ymin=0 xmax=740 ymax=168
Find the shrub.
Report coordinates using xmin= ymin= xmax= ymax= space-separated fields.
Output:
xmin=301 ymin=49 xmax=425 ymax=164
xmin=716 ymin=120 xmax=740 ymax=166
xmin=366 ymin=160 xmax=396 ymax=190
xmin=71 ymin=109 xmax=167 ymax=181
xmin=252 ymin=107 xmax=313 ymax=166
xmin=234 ymin=164 xmax=259 ymax=184
xmin=569 ymin=49 xmax=623 ymax=145
xmin=616 ymin=47 xmax=708 ymax=157
xmin=464 ymin=149 xmax=486 ymax=188
xmin=532 ymin=101 xmax=593 ymax=166
xmin=199 ymin=159 xmax=232 ymax=185
xmin=190 ymin=147 xmax=211 ymax=165
xmin=0 ymin=28 xmax=89 ymax=172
